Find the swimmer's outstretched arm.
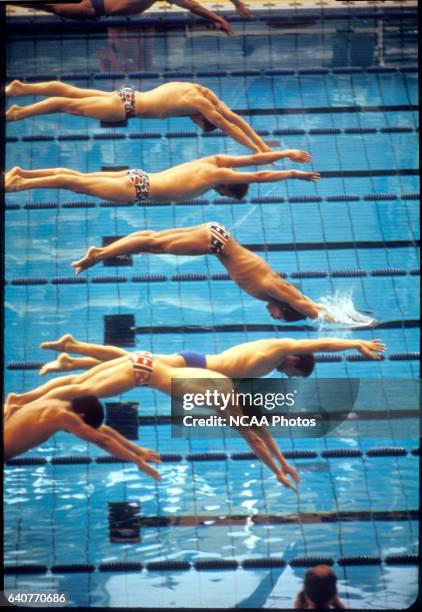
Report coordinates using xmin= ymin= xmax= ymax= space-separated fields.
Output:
xmin=214 ymin=150 xmax=312 ymax=167
xmin=61 ymin=412 xmax=161 ymax=480
xmin=254 ymin=426 xmax=300 ymax=490
xmin=99 ymin=424 xmax=161 ymax=465
xmin=281 ymin=338 xmax=386 ymax=359
xmin=227 ymin=404 xmax=298 ymax=490
xmin=171 ymin=0 xmax=235 ymax=36
xmin=229 ymin=0 xmax=253 ymax=19
xmin=194 ymin=97 xmax=265 ymax=152
xmin=220 ymin=168 xmax=320 ymax=184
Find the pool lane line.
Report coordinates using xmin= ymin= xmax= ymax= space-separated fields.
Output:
xmin=4 ymin=552 xmax=420 ymax=575
xmin=6 ymin=446 xmax=420 ymax=466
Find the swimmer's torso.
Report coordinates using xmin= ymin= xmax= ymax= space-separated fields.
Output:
xmin=157 ymin=339 xmax=286 ymax=378
xmin=4 ymin=400 xmax=66 ymax=461
xmin=134 ymin=82 xmax=204 ymax=118
xmin=218 ymin=241 xmax=275 ymax=300
xmin=148 ymin=158 xmax=220 ymax=201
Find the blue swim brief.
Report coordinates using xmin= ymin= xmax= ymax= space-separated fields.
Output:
xmin=178 ymin=351 xmax=207 ymax=369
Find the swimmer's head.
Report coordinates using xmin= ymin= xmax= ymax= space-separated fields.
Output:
xmin=214 ymin=183 xmax=249 ymax=200
xmin=266 ymin=301 xmax=305 ymax=321
xmin=303 ymin=565 xmax=338 ymax=608
xmin=71 ymin=395 xmax=105 ymax=429
xmin=190 ymin=114 xmax=217 ymax=133
xmin=277 ymin=354 xmax=315 ymax=377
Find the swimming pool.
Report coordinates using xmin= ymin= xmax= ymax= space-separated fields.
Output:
xmin=4 ymin=4 xmax=419 ymax=609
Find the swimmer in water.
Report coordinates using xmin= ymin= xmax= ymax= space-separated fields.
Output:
xmin=9 ymin=1 xmax=251 ymax=34
xmin=69 ymin=218 xmax=372 ymax=324
xmin=4 ymin=394 xmax=161 ymax=480
xmin=6 ymin=150 xmax=318 ymax=205
xmin=38 ymin=334 xmax=386 ymax=378
xmin=6 ymin=80 xmax=275 ymax=152
xmin=5 ymin=349 xmax=306 ymax=491
xmin=4 ymin=335 xmax=386 ymax=489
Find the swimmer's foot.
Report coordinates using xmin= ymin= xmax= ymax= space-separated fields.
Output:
xmin=6 ymin=104 xmax=24 ymax=121
xmin=5 ymin=169 xmax=24 ymax=191
xmin=39 ymin=353 xmax=76 ymax=375
xmin=5 ymin=392 xmax=22 ymax=408
xmin=71 ymin=246 xmax=102 ymax=274
xmin=40 ymin=333 xmax=75 ymax=352
xmin=6 ymin=79 xmax=26 ymax=97
xmin=293 ymin=170 xmax=320 ymax=182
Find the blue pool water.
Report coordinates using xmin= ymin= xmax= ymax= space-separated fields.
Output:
xmin=4 ymin=9 xmax=419 ymax=609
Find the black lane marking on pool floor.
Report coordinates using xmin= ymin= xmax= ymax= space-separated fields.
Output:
xmin=136 ymin=509 xmax=419 ymax=528
xmin=244 ymin=239 xmax=419 ymax=251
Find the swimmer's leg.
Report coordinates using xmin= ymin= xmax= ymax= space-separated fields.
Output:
xmin=20 ymin=2 xmax=97 ymax=20
xmin=71 ymin=224 xmax=211 ymax=274
xmin=10 ymin=355 xmax=130 ymax=405
xmin=41 ymin=357 xmax=136 ymax=401
xmin=40 ymin=354 xmax=101 ymax=376
xmin=41 ymin=334 xmax=128 ymax=361
xmin=6 ymin=79 xmax=111 ymax=99
xmin=7 ymin=94 xmax=124 ymax=121
xmin=6 ymin=169 xmax=135 ymax=202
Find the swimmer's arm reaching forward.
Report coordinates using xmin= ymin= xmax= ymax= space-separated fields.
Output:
xmin=229 ymin=0 xmax=253 ymax=19
xmin=214 ymin=150 xmax=313 ymax=167
xmin=170 ymin=0 xmax=235 ymax=36
xmin=61 ymin=412 xmax=161 ymax=480
xmin=280 ymin=338 xmax=386 ymax=359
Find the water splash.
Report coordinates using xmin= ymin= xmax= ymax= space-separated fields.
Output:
xmin=317 ymin=290 xmax=376 ymax=328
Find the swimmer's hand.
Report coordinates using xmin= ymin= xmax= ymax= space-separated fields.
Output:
xmin=317 ymin=304 xmax=336 ymax=322
xmin=278 ymin=461 xmax=300 ymax=493
xmin=357 ymin=339 xmax=386 ymax=360
xmin=137 ymin=447 xmax=161 ymax=464
xmin=210 ymin=16 xmax=235 ymax=36
xmin=232 ymin=1 xmax=253 ymax=20
xmin=286 ymin=150 xmax=312 ymax=163
xmin=277 ymin=468 xmax=298 ymax=493
xmin=135 ymin=449 xmax=161 ymax=481
xmin=292 ymin=170 xmax=320 ymax=182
